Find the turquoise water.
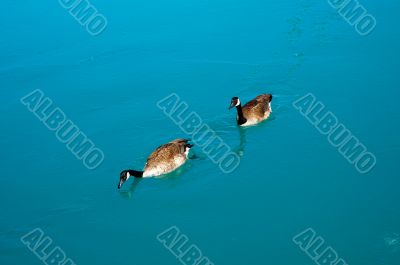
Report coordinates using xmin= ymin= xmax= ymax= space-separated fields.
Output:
xmin=1 ymin=0 xmax=400 ymax=264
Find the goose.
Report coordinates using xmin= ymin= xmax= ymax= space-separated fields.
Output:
xmin=118 ymin=139 xmax=193 ymax=189
xmin=229 ymin=94 xmax=273 ymax=126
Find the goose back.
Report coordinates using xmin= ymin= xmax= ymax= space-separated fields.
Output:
xmin=143 ymin=139 xmax=191 ymax=177
xmin=241 ymin=94 xmax=272 ymax=125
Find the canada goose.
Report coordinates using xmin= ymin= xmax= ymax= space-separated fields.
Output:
xmin=229 ymin=94 xmax=273 ymax=126
xmin=118 ymin=139 xmax=193 ymax=189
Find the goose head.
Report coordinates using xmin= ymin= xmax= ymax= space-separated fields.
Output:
xmin=229 ymin=97 xmax=241 ymax=109
xmin=118 ymin=170 xmax=131 ymax=189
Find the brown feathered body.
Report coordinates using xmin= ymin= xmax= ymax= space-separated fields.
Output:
xmin=143 ymin=139 xmax=192 ymax=177
xmin=240 ymin=94 xmax=272 ymax=126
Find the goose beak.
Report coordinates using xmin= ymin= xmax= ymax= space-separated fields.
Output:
xmin=228 ymin=102 xmax=235 ymax=110
xmin=118 ymin=180 xmax=124 ymax=189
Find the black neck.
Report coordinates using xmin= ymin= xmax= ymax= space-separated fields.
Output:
xmin=128 ymin=170 xmax=143 ymax=178
xmin=236 ymin=105 xmax=247 ymax=125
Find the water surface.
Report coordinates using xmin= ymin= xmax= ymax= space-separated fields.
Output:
xmin=1 ymin=0 xmax=399 ymax=265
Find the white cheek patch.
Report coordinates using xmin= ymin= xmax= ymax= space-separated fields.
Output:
xmin=236 ymin=99 xmax=241 ymax=106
